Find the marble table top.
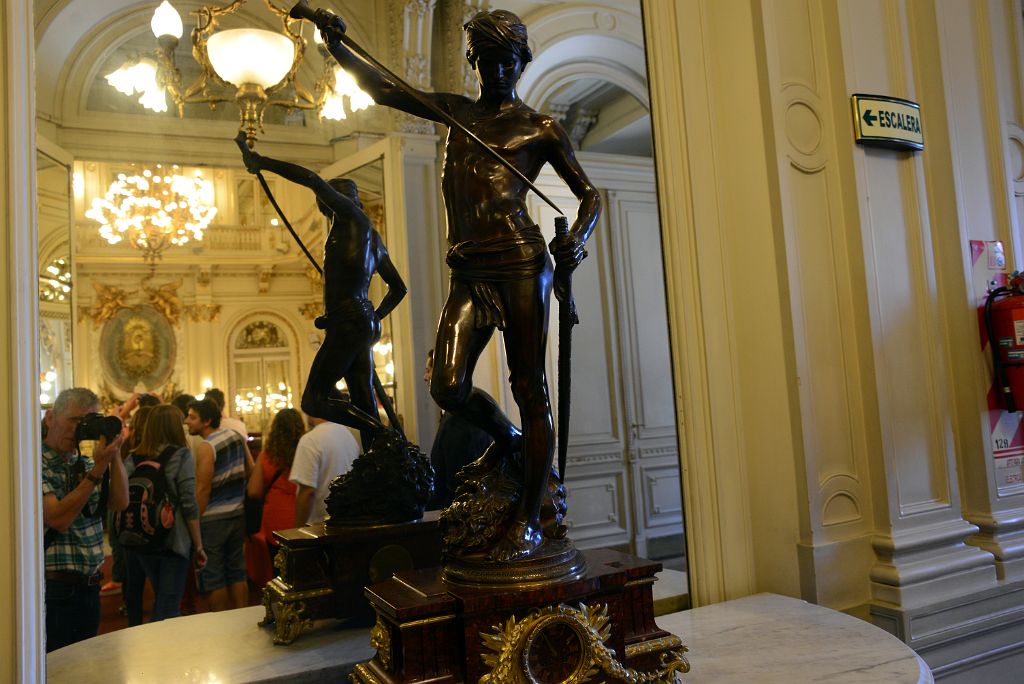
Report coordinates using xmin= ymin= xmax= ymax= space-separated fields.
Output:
xmin=658 ymin=593 xmax=933 ymax=684
xmin=47 ymin=592 xmax=931 ymax=683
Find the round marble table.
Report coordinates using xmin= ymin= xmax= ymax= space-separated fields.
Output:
xmin=47 ymin=592 xmax=931 ymax=683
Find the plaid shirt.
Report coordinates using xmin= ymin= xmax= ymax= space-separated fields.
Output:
xmin=41 ymin=444 xmax=105 ymax=575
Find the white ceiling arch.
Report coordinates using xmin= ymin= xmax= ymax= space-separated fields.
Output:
xmin=517 ymin=2 xmax=646 ymax=109
xmin=521 ymin=53 xmax=649 ymax=112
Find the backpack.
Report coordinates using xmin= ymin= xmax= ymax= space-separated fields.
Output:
xmin=114 ymin=446 xmax=177 ymax=553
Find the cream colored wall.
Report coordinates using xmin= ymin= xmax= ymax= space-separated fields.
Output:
xmin=646 ymin=0 xmax=1024 ymax=674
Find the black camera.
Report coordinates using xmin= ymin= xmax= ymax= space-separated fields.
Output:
xmin=74 ymin=413 xmax=122 ymax=442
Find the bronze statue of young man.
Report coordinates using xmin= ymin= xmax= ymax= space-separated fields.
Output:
xmin=236 ymin=133 xmax=407 ymax=449
xmin=320 ymin=10 xmax=600 ymax=562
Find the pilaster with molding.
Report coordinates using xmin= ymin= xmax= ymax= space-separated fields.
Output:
xmin=2 ymin=0 xmax=45 ymax=679
xmin=389 ymin=0 xmax=440 ymax=135
xmin=436 ymin=0 xmax=489 ymax=96
xmin=916 ymin=0 xmax=1024 ymax=586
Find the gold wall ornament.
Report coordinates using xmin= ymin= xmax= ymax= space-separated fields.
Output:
xmin=479 ymin=603 xmax=689 ymax=684
xmin=86 ymin=281 xmax=135 ymax=328
xmin=258 ymin=265 xmax=273 ymax=293
xmin=299 ymin=301 xmax=321 ymax=320
xmin=305 ymin=263 xmax=322 ymax=291
xmin=369 ymin=618 xmax=393 ymax=671
xmin=236 ymin=320 xmax=287 ymax=348
xmin=143 ymin=277 xmax=184 ymax=326
xmin=185 ymin=303 xmax=223 ymax=323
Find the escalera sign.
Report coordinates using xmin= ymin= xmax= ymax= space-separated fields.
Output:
xmin=851 ymin=94 xmax=923 ymax=151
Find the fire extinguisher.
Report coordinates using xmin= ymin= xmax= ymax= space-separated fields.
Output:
xmin=984 ymin=275 xmax=1024 ymax=412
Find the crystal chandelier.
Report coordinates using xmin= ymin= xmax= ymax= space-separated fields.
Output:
xmin=85 ymin=165 xmax=217 ymax=263
xmin=104 ymin=0 xmax=374 ymax=147
xmin=38 ymin=257 xmax=72 ymax=302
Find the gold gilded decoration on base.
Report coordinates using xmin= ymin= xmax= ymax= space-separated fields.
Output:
xmin=259 ymin=586 xmax=275 ymax=627
xmin=273 ymin=600 xmax=314 ymax=645
xmin=480 ymin=603 xmax=689 ymax=684
xmin=369 ymin=618 xmax=393 ymax=671
xmin=398 ymin=614 xmax=457 ymax=629
xmin=624 ymin=635 xmax=685 ymax=659
xmin=350 ymin=663 xmax=385 ymax=684
xmin=273 ymin=546 xmax=288 ymax=578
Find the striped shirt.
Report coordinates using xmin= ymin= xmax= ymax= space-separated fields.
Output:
xmin=203 ymin=428 xmax=247 ymax=522
xmin=41 ymin=445 xmax=105 ymax=575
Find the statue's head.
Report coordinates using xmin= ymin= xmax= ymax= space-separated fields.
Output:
xmin=464 ymin=11 xmax=531 ymax=65
xmin=318 ymin=176 xmax=362 ymax=216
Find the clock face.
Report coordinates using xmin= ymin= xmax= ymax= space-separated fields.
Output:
xmin=522 ymin=618 xmax=587 ymax=683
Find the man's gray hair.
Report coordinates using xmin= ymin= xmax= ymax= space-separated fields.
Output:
xmin=53 ymin=387 xmax=99 ymax=416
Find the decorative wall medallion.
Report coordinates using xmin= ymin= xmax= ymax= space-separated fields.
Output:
xmin=236 ymin=321 xmax=287 ymax=349
xmin=99 ymin=304 xmax=176 ymax=392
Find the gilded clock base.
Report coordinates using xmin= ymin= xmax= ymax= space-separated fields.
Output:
xmin=479 ymin=603 xmax=689 ymax=684
xmin=350 ymin=548 xmax=689 ymax=684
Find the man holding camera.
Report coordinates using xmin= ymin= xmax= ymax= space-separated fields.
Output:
xmin=42 ymin=387 xmax=127 ymax=651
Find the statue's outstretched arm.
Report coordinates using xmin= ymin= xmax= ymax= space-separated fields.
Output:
xmin=236 ymin=133 xmax=358 ymax=218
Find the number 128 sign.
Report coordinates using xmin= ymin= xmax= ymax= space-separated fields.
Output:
xmin=851 ymin=94 xmax=923 ymax=151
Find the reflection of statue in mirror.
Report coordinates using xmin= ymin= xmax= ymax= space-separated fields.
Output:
xmin=318 ymin=10 xmax=601 ymax=562
xmin=236 ymin=133 xmax=408 ymax=450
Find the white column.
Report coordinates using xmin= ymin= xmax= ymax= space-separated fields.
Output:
xmin=1 ymin=0 xmax=45 ymax=679
xmin=918 ymin=0 xmax=1024 ymax=584
xmin=835 ymin=0 xmax=996 ymax=615
xmin=757 ymin=0 xmax=880 ymax=611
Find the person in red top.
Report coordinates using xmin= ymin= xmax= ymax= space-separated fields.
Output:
xmin=245 ymin=408 xmax=305 ymax=585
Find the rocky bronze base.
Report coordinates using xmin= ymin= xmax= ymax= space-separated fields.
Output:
xmin=260 ymin=511 xmax=441 ymax=644
xmin=351 ymin=548 xmax=690 ymax=684
xmin=440 ymin=444 xmax=570 ymax=571
xmin=326 ymin=429 xmax=434 ymax=525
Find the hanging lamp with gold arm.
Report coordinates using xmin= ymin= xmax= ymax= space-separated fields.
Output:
xmin=104 ymin=0 xmax=374 ymax=147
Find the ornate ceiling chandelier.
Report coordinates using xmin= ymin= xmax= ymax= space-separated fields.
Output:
xmin=38 ymin=256 xmax=72 ymax=302
xmin=85 ymin=165 xmax=217 ymax=263
xmin=104 ymin=0 xmax=373 ymax=146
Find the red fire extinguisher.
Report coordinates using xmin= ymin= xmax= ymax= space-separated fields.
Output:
xmin=985 ymin=276 xmax=1024 ymax=412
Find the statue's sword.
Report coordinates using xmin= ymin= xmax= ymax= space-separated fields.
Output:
xmin=553 ymin=217 xmax=579 ymax=483
xmin=233 ymin=135 xmax=405 ymax=439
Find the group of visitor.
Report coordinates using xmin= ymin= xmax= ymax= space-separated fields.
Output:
xmin=42 ymin=386 xmax=358 ymax=651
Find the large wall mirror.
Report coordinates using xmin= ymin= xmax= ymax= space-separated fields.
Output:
xmin=36 ymin=137 xmax=75 ymax=410
xmin=33 ymin=0 xmax=687 ymax=639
